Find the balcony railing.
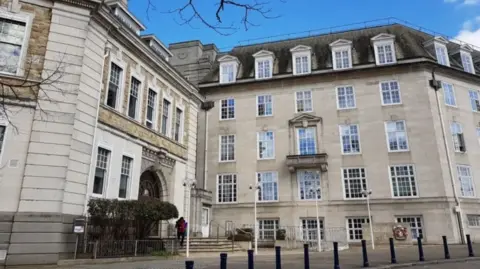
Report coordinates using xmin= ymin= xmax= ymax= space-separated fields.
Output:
xmin=286 ymin=153 xmax=328 ymax=172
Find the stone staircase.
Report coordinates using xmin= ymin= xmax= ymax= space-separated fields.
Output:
xmin=178 ymin=237 xmax=246 ymax=253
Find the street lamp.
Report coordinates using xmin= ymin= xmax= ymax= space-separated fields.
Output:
xmin=309 ymin=186 xmax=322 ymax=252
xmin=183 ymin=178 xmax=196 ymax=258
xmin=249 ymin=183 xmax=261 ymax=255
xmin=361 ymin=189 xmax=374 ymax=250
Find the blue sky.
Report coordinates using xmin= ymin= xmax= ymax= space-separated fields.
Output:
xmin=128 ymin=0 xmax=480 ymax=51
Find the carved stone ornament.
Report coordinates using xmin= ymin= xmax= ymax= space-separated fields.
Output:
xmin=142 ymin=147 xmax=175 ymax=168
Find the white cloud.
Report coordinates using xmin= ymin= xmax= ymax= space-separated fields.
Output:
xmin=464 ymin=0 xmax=479 ymax=4
xmin=444 ymin=0 xmax=458 ymax=2
xmin=455 ymin=17 xmax=480 ymax=48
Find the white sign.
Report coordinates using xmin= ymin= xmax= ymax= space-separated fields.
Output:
xmin=74 ymin=226 xmax=84 ymax=233
xmin=0 ymin=250 xmax=6 ymax=261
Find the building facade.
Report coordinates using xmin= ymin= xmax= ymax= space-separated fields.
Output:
xmin=169 ymin=24 xmax=480 ymax=245
xmin=0 ymin=0 xmax=202 ymax=266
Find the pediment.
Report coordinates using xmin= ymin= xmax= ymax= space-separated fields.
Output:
xmin=289 ymin=113 xmax=322 ymax=126
xmin=424 ymin=36 xmax=449 ymax=47
xmin=329 ymin=39 xmax=352 ymax=47
xmin=290 ymin=45 xmax=312 ymax=52
xmin=253 ymin=50 xmax=274 ymax=58
xmin=218 ymin=54 xmax=240 ymax=63
xmin=460 ymin=44 xmax=474 ymax=53
xmin=371 ymin=33 xmax=395 ymax=42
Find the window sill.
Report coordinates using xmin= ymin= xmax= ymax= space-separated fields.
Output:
xmin=341 ymin=152 xmax=362 ymax=156
xmin=445 ymin=104 xmax=458 ymax=109
xmin=337 ymin=107 xmax=357 ymax=111
xmin=258 ymin=157 xmax=275 ymax=161
xmin=257 ymin=114 xmax=273 ymax=118
xmin=219 ymin=160 xmax=236 ymax=163
xmin=217 ymin=201 xmax=239 ymax=205
xmin=219 ymin=118 xmax=236 ymax=121
xmin=256 ymin=200 xmax=279 ymax=203
xmin=388 ymin=149 xmax=410 ymax=153
xmin=381 ymin=103 xmax=403 ymax=107
xmin=391 ymin=196 xmax=419 ymax=199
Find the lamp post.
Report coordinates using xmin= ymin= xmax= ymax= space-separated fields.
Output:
xmin=183 ymin=178 xmax=196 ymax=258
xmin=309 ymin=186 xmax=322 ymax=252
xmin=361 ymin=189 xmax=374 ymax=250
xmin=249 ymin=183 xmax=261 ymax=255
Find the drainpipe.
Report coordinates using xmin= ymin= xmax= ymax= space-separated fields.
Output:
xmin=430 ymin=69 xmax=465 ymax=244
xmin=83 ymin=42 xmax=112 ymax=215
xmin=203 ymin=107 xmax=209 ymax=190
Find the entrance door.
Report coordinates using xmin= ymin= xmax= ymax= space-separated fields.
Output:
xmin=201 ymin=207 xmax=210 ymax=237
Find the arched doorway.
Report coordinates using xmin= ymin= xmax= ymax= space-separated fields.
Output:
xmin=138 ymin=170 xmax=163 ymax=200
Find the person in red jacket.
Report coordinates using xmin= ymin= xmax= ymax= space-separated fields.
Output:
xmin=175 ymin=217 xmax=186 ymax=247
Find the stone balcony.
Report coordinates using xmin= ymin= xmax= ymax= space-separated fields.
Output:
xmin=285 ymin=153 xmax=328 ymax=173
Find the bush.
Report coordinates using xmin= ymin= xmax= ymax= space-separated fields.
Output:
xmin=227 ymin=228 xmax=253 ymax=241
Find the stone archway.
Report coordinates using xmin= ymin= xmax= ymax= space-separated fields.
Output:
xmin=138 ymin=169 xmax=164 ymax=201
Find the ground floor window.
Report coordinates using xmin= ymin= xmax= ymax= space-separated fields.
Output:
xmin=395 ymin=216 xmax=423 ymax=240
xmin=467 ymin=215 xmax=480 ymax=227
xmin=301 ymin=218 xmax=324 ymax=242
xmin=258 ymin=219 xmax=279 ymax=239
xmin=347 ymin=217 xmax=369 ymax=241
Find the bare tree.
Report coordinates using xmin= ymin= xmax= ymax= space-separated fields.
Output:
xmin=145 ymin=0 xmax=285 ymax=35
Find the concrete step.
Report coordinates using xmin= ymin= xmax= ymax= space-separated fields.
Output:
xmin=179 ymin=247 xmax=244 ymax=253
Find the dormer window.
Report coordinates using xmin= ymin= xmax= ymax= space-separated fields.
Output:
xmin=424 ymin=36 xmax=450 ymax=67
xmin=330 ymin=39 xmax=352 ymax=70
xmin=458 ymin=45 xmax=475 ymax=74
xmin=371 ymin=34 xmax=397 ymax=65
xmin=253 ymin=50 xmax=274 ymax=79
xmin=218 ymin=55 xmax=239 ymax=84
xmin=290 ymin=45 xmax=311 ymax=75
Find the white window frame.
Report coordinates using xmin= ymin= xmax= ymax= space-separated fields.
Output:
xmin=380 ymin=80 xmax=402 ymax=105
xmin=91 ymin=144 xmax=113 ymax=198
xmin=145 ymin=86 xmax=159 ymax=130
xmin=257 ymin=219 xmax=279 ymax=240
xmin=342 ymin=167 xmax=367 ymax=200
xmin=256 ymin=94 xmax=273 ymax=117
xmin=294 ymin=90 xmax=313 ymax=113
xmin=339 ymin=124 xmax=361 ymax=155
xmin=126 ymin=71 xmax=144 ymax=121
xmin=219 ymin=98 xmax=235 ymax=120
xmin=384 ymin=120 xmax=409 ymax=152
xmin=457 ymin=165 xmax=475 ymax=198
xmin=442 ymin=82 xmax=457 ymax=107
xmin=434 ymin=42 xmax=450 ymax=67
xmin=301 ymin=218 xmax=325 ymax=242
xmin=389 ymin=164 xmax=418 ymax=198
xmin=219 ymin=134 xmax=235 ymax=162
xmin=0 ymin=118 xmax=8 ymax=165
xmin=450 ymin=122 xmax=465 ymax=153
xmin=257 ymin=131 xmax=275 ymax=160
xmin=0 ymin=9 xmax=33 ymax=77
xmin=217 ymin=173 xmax=238 ymax=204
xmin=332 ymin=46 xmax=352 ymax=70
xmin=174 ymin=104 xmax=185 ymax=143
xmin=256 ymin=171 xmax=279 ymax=202
xmin=161 ymin=94 xmax=173 ymax=137
xmin=336 ymin=85 xmax=356 ymax=110
xmin=395 ymin=216 xmax=423 ymax=240
xmin=118 ymin=153 xmax=134 ymax=199
xmin=292 ymin=52 xmax=311 ymax=75
xmin=255 ymin=57 xmax=273 ymax=79
xmin=467 ymin=215 xmax=480 ymax=228
xmin=105 ymin=56 xmax=127 ymax=111
xmin=476 ymin=127 xmax=480 ymax=146
xmin=373 ymin=40 xmax=396 ymax=65
xmin=297 ymin=170 xmax=321 ymax=201
xmin=461 ymin=51 xmax=475 ymax=74
xmin=346 ymin=217 xmax=370 ymax=242
xmin=219 ymin=62 xmax=237 ymax=84
xmin=296 ymin=127 xmax=317 ymax=155
xmin=469 ymin=89 xmax=480 ymax=112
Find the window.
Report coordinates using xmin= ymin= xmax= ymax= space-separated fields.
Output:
xmin=442 ymin=82 xmax=456 ymax=107
xmin=256 ymin=59 xmax=272 ymax=79
xmin=220 ymin=63 xmax=236 ymax=83
xmin=457 ymin=165 xmax=475 ymax=197
xmin=257 ymin=95 xmax=273 ymax=116
xmin=451 ymin=122 xmax=466 ymax=152
xmin=343 ymin=168 xmax=367 ymax=199
xmin=258 ymin=219 xmax=278 ymax=239
xmin=145 ymin=89 xmax=157 ymax=129
xmin=469 ymin=90 xmax=480 ymax=112
xmin=174 ymin=108 xmax=183 ymax=142
xmin=220 ymin=98 xmax=235 ymax=120
xmin=294 ymin=54 xmax=310 ymax=75
xmin=106 ymin=63 xmax=123 ymax=109
xmin=128 ymin=77 xmax=141 ymax=119
xmin=217 ymin=174 xmax=237 ymax=203
xmin=390 ymin=165 xmax=418 ymax=197
xmin=476 ymin=127 xmax=480 ymax=146
xmin=0 ymin=16 xmax=28 ymax=75
xmin=161 ymin=99 xmax=171 ymax=136
xmin=93 ymin=148 xmax=110 ymax=195
xmin=385 ymin=121 xmax=409 ymax=151
xmin=375 ymin=42 xmax=395 ymax=65
xmin=333 ymin=48 xmax=351 ymax=70
xmin=219 ymin=135 xmax=235 ymax=162
xmin=295 ymin=90 xmax=313 ymax=112
xmin=396 ymin=216 xmax=423 ymax=240
xmin=380 ymin=81 xmax=401 ymax=105
xmin=336 ymin=86 xmax=356 ymax=109
xmin=461 ymin=51 xmax=475 ymax=74
xmin=0 ymin=125 xmax=6 ymax=157
xmin=257 ymin=131 xmax=274 ymax=159
xmin=347 ymin=218 xmax=369 ymax=241
xmin=257 ymin=172 xmax=279 ymax=202
xmin=435 ymin=43 xmax=450 ymax=66
xmin=298 ymin=170 xmax=321 ymax=200
xmin=119 ymin=156 xmax=132 ymax=198
xmin=302 ymin=219 xmax=324 ymax=242
xmin=340 ymin=124 xmax=360 ymax=154
xmin=297 ymin=128 xmax=316 ymax=155
xmin=467 ymin=215 xmax=480 ymax=227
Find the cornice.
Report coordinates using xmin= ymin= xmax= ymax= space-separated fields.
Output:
xmin=56 ymin=0 xmax=100 ymax=9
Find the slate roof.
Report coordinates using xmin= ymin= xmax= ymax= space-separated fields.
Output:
xmin=200 ymin=23 xmax=480 ymax=84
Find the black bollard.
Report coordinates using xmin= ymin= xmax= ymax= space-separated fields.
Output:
xmin=275 ymin=246 xmax=282 ymax=269
xmin=303 ymin=243 xmax=310 ymax=269
xmin=467 ymin=234 xmax=474 ymax=257
xmin=417 ymin=237 xmax=424 ymax=262
xmin=333 ymin=242 xmax=340 ymax=269
xmin=442 ymin=236 xmax=450 ymax=259
xmin=389 ymin=238 xmax=397 ymax=264
xmin=185 ymin=260 xmax=194 ymax=269
xmin=361 ymin=240 xmax=369 ymax=267
xmin=247 ymin=249 xmax=254 ymax=269
xmin=220 ymin=253 xmax=228 ymax=269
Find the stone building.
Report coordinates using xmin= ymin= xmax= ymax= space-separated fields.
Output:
xmin=0 ymin=0 xmax=202 ymax=266
xmin=169 ymin=24 xmax=480 ymax=245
